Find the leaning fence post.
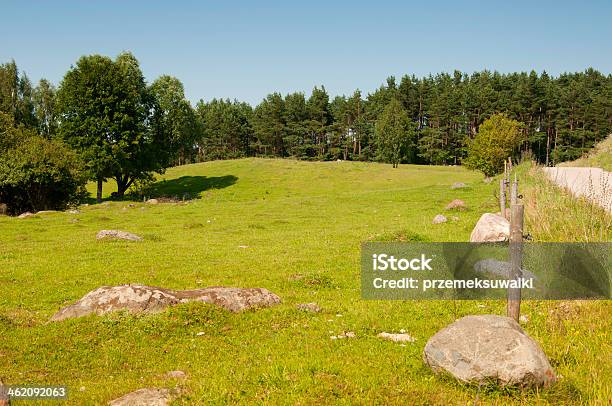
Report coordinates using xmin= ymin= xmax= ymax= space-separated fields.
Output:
xmin=507 ymin=203 xmax=524 ymax=322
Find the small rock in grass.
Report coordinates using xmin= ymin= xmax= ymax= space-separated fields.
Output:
xmin=146 ymin=199 xmax=159 ymax=205
xmin=18 ymin=212 xmax=34 ymax=218
xmin=297 ymin=303 xmax=321 ymax=313
xmin=445 ymin=199 xmax=467 ymax=210
xmin=96 ymin=230 xmax=143 ymax=241
xmin=164 ymin=370 xmax=187 ymax=380
xmin=378 ymin=332 xmax=416 ymax=343
xmin=331 ymin=331 xmax=355 ymax=340
xmin=108 ymin=388 xmax=175 ymax=406
xmin=520 ymin=315 xmax=529 ymax=323
xmin=432 ymin=214 xmax=447 ymax=224
xmin=68 ymin=209 xmax=80 ymax=214
xmin=450 ymin=182 xmax=466 ymax=189
xmin=196 ymin=331 xmax=205 ymax=336
xmin=238 ymin=245 xmax=249 ymax=249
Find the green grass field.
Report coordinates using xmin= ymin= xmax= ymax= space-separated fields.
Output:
xmin=1 ymin=158 xmax=610 ymax=404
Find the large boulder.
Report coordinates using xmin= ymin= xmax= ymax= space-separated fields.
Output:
xmin=174 ymin=287 xmax=282 ymax=312
xmin=96 ymin=230 xmax=143 ymax=241
xmin=51 ymin=285 xmax=181 ymax=321
xmin=51 ymin=284 xmax=281 ymax=321
xmin=470 ymin=213 xmax=509 ymax=242
xmin=109 ymin=388 xmax=175 ymax=406
xmin=423 ymin=315 xmax=556 ymax=387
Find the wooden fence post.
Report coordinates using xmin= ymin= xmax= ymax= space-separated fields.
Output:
xmin=499 ymin=179 xmax=506 ymax=218
xmin=510 ymin=175 xmax=518 ymax=205
xmin=507 ymin=203 xmax=524 ymax=322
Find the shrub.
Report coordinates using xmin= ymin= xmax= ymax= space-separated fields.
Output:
xmin=0 ymin=130 xmax=87 ymax=214
xmin=464 ymin=114 xmax=525 ymax=176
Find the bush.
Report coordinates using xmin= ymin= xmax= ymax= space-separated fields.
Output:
xmin=464 ymin=114 xmax=525 ymax=176
xmin=0 ymin=130 xmax=87 ymax=215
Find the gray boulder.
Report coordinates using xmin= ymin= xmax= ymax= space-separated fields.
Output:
xmin=423 ymin=315 xmax=556 ymax=387
xmin=450 ymin=182 xmax=466 ymax=189
xmin=470 ymin=213 xmax=509 ymax=242
xmin=18 ymin=212 xmax=34 ymax=218
xmin=51 ymin=284 xmax=281 ymax=321
xmin=432 ymin=214 xmax=447 ymax=224
xmin=109 ymin=388 xmax=175 ymax=406
xmin=175 ymin=286 xmax=281 ymax=312
xmin=96 ymin=230 xmax=143 ymax=241
xmin=51 ymin=285 xmax=181 ymax=321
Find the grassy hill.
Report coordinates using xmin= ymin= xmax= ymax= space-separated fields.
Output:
xmin=0 ymin=159 xmax=610 ymax=404
xmin=559 ymin=135 xmax=612 ymax=171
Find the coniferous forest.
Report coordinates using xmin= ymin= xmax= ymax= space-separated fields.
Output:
xmin=2 ymin=58 xmax=611 ymax=171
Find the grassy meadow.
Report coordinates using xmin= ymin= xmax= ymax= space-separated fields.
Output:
xmin=1 ymin=158 xmax=610 ymax=404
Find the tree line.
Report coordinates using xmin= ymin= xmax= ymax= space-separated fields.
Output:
xmin=1 ymin=52 xmax=611 ymax=213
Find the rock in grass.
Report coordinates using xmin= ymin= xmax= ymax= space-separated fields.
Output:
xmin=297 ymin=303 xmax=321 ymax=312
xmin=469 ymin=213 xmax=509 ymax=242
xmin=51 ymin=285 xmax=281 ymax=321
xmin=450 ymin=182 xmax=466 ymax=189
xmin=51 ymin=285 xmax=181 ymax=321
xmin=96 ymin=230 xmax=143 ymax=241
xmin=164 ymin=370 xmax=187 ymax=380
xmin=108 ymin=388 xmax=175 ymax=406
xmin=423 ymin=315 xmax=556 ymax=387
xmin=445 ymin=199 xmax=466 ymax=210
xmin=432 ymin=214 xmax=447 ymax=224
xmin=18 ymin=212 xmax=34 ymax=218
xmin=378 ymin=332 xmax=416 ymax=342
xmin=175 ymin=286 xmax=281 ymax=312
xmin=146 ymin=198 xmax=159 ymax=205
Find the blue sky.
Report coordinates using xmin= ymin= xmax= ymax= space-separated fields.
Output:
xmin=2 ymin=1 xmax=611 ymax=106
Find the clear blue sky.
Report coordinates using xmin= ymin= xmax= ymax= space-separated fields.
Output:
xmin=2 ymin=1 xmax=611 ymax=106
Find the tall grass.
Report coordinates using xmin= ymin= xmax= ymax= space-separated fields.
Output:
xmin=522 ymin=164 xmax=611 ymax=242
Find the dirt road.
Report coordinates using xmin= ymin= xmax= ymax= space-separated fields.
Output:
xmin=542 ymin=167 xmax=612 ymax=214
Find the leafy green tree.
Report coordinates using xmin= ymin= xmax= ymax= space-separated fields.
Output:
xmin=0 ymin=60 xmax=36 ymax=128
xmin=464 ymin=114 xmax=525 ymax=176
xmin=57 ymin=53 xmax=169 ymax=201
xmin=374 ymin=99 xmax=415 ymax=168
xmin=33 ymin=79 xmax=57 ymax=137
xmin=149 ymin=75 xmax=199 ymax=165
xmin=0 ymin=112 xmax=86 ymax=214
